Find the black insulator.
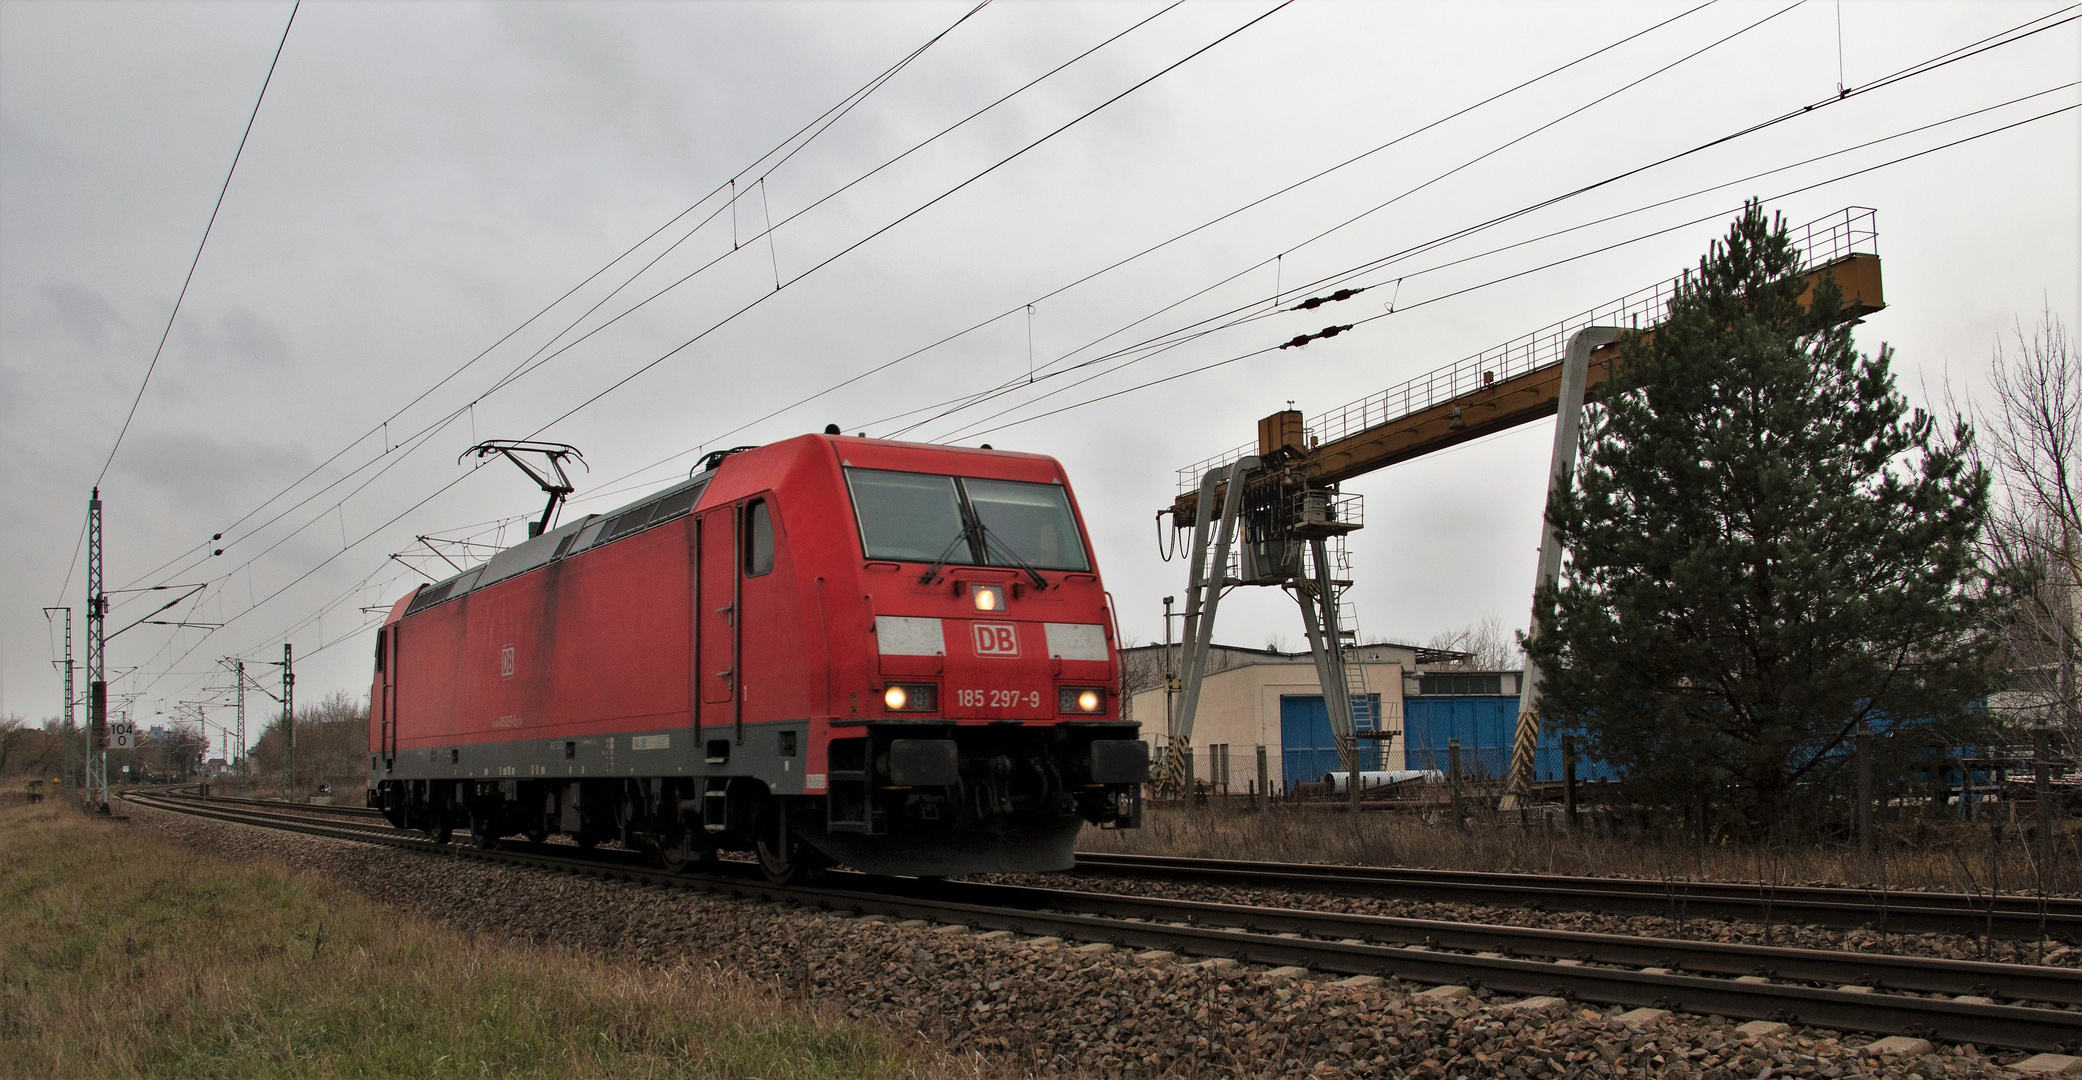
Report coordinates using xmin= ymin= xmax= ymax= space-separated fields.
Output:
xmin=1294 ymin=286 xmax=1361 ymax=311
xmin=1282 ymin=335 xmax=1310 ymax=349
xmin=213 ymin=549 xmax=224 ymax=556
xmin=824 ymin=424 xmax=840 ymax=434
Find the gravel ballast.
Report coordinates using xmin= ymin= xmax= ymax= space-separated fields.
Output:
xmin=135 ymin=805 xmax=2048 ymax=1078
xmin=1005 ymin=873 xmax=2080 ymax=969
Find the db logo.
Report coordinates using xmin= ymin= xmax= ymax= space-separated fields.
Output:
xmin=972 ymin=623 xmax=1020 ymax=657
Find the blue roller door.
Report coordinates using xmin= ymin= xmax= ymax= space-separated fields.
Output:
xmin=1404 ymin=695 xmax=1619 ymax=781
xmin=1279 ymin=694 xmax=1383 ymax=791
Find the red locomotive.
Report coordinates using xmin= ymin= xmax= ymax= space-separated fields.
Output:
xmin=367 ymin=432 xmax=1146 ymax=881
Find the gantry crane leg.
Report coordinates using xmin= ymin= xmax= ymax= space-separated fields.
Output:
xmin=1506 ymin=326 xmax=1623 ymax=809
xmin=1165 ymin=456 xmax=1257 ymax=795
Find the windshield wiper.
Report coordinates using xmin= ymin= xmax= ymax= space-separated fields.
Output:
xmin=917 ymin=529 xmax=973 ymax=585
xmin=977 ymin=524 xmax=1049 ymax=592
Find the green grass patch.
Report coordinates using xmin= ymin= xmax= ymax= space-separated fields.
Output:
xmin=0 ymin=802 xmax=943 ymax=1079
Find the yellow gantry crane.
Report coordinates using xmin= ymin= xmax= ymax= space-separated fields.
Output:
xmin=1162 ymin=208 xmax=1885 ymax=806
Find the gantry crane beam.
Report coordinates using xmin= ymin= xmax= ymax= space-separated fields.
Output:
xmin=1169 ymin=252 xmax=1884 ymax=527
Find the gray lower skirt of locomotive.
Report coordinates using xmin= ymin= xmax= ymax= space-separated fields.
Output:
xmin=370 ymin=719 xmax=1140 ymax=795
xmin=372 ymin=723 xmax=814 ymax=795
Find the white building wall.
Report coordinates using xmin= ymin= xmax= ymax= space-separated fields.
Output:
xmin=1130 ymin=659 xmax=1405 ymax=793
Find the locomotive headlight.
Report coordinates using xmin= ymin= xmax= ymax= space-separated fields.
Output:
xmin=884 ymin=683 xmax=937 ymax=713
xmin=970 ymin=584 xmax=1006 ymax=612
xmin=1059 ymin=687 xmax=1106 ymax=714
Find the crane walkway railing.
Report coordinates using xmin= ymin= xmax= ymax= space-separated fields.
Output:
xmin=1175 ymin=207 xmax=1879 ymax=497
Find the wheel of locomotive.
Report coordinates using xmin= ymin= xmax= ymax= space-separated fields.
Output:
xmin=656 ymin=831 xmax=714 ymax=874
xmin=523 ymin=826 xmax=548 ymax=845
xmin=467 ymin=808 xmax=501 ymax=850
xmin=754 ymin=807 xmax=830 ymax=885
xmin=418 ymin=794 xmax=451 ymax=844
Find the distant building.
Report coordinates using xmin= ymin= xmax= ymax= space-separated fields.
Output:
xmin=1123 ymin=642 xmax=1468 ymax=794
xmin=1126 ymin=645 xmax=1620 ymax=795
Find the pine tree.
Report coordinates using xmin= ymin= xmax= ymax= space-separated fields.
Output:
xmin=1527 ymin=202 xmax=1994 ymax=836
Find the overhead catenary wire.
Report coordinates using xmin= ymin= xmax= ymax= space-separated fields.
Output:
xmin=458 ymin=0 xmax=1192 ymax=415
xmin=951 ymin=102 xmax=2081 ymax=443
xmin=938 ymin=81 xmax=2078 ymax=442
xmin=109 ymin=0 xmax=1179 ymax=625
xmin=151 ymin=82 xmax=2060 ymax=703
xmin=124 ymin=5 xmax=2074 ymax=703
xmin=887 ymin=0 xmax=1823 ymax=441
xmin=110 ymin=0 xmax=993 ymax=598
xmin=127 ymin=2 xmax=1288 ymax=701
xmin=58 ymin=2 xmax=301 ymax=609
xmin=514 ymin=1 xmax=1297 ymax=444
xmin=128 ymin=0 xmax=1250 ymax=623
xmin=903 ymin=11 xmax=2082 ymax=441
xmin=563 ymin=0 xmax=1725 ymax=501
xmin=96 ymin=1 xmax=300 ymax=489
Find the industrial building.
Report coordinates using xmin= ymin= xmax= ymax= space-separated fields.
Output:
xmin=1123 ymin=642 xmax=1430 ymax=794
xmin=1126 ymin=646 xmax=1618 ymax=796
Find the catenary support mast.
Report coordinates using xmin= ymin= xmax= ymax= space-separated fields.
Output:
xmin=86 ymin=489 xmax=108 ymax=810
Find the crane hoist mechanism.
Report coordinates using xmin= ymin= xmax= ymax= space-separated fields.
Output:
xmin=1159 ymin=207 xmax=1886 ymax=807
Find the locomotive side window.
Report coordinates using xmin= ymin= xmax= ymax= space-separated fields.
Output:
xmin=745 ymin=499 xmax=774 ymax=577
xmin=962 ymin=477 xmax=1090 ymax=572
xmin=846 ymin=470 xmax=967 ymax=562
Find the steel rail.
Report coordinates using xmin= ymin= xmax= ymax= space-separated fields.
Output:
xmin=126 ymin=791 xmax=2080 ymax=1052
xmin=192 ymin=790 xmax=385 ymax=818
xmin=185 ymin=794 xmax=2076 ymax=934
xmin=1074 ymin=852 xmax=2082 ymax=941
xmin=901 ymin=878 xmax=2082 ymax=1006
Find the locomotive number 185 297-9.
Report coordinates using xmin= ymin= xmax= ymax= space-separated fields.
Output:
xmin=953 ymin=688 xmax=1042 ymax=708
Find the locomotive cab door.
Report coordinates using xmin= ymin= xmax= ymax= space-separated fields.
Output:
xmin=697 ymin=505 xmax=739 ymax=739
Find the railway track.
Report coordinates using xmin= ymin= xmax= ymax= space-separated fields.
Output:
xmin=1073 ymin=852 xmax=2082 ymax=942
xmin=180 ymin=792 xmax=2082 ymax=941
xmin=128 ymin=789 xmax=2082 ymax=1053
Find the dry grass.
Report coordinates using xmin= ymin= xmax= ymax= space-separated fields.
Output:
xmin=1083 ymin=801 xmax=2082 ymax=897
xmin=0 ymin=800 xmax=959 ymax=1080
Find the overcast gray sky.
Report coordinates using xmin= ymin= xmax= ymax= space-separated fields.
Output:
xmin=4 ymin=1 xmax=2076 ymax=746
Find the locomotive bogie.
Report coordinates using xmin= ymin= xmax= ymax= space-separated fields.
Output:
xmin=368 ymin=433 xmax=1144 ymax=878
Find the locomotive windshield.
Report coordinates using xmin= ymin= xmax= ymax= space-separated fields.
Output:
xmin=845 ymin=468 xmax=1091 ymax=572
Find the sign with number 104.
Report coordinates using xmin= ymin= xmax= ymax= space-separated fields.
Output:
xmin=108 ymin=721 xmax=135 ymax=751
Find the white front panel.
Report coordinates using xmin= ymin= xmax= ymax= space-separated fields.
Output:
xmin=1044 ymin=622 xmax=1109 ymax=661
xmin=875 ymin=615 xmax=946 ymax=656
